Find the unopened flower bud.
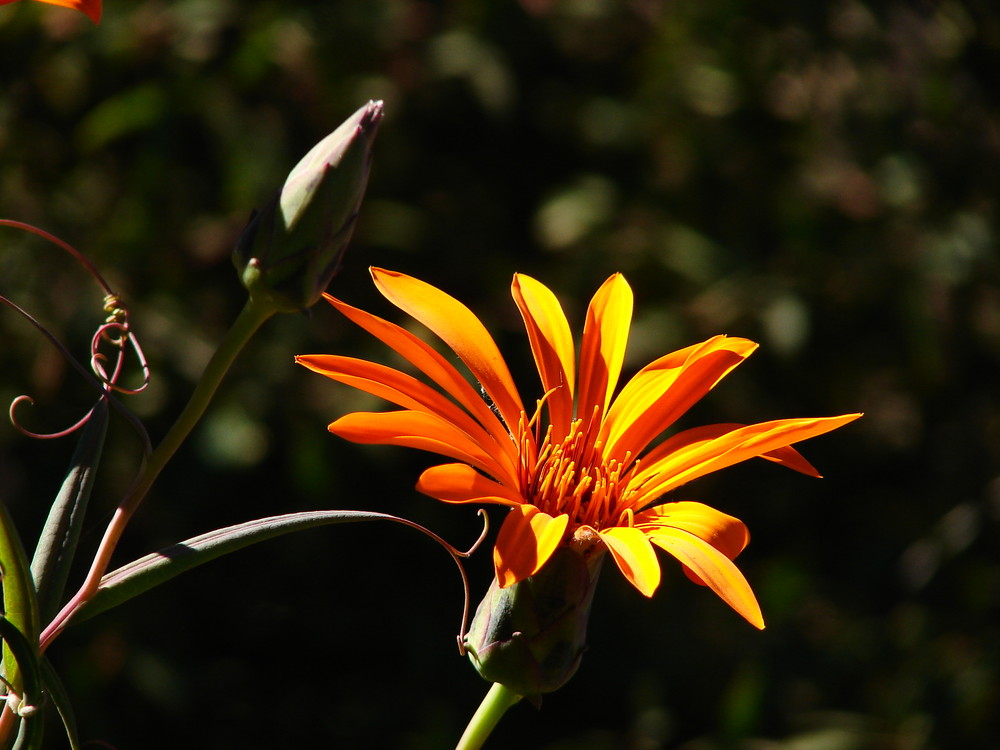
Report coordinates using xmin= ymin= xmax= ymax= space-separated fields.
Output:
xmin=463 ymin=544 xmax=604 ymax=697
xmin=234 ymin=100 xmax=384 ymax=312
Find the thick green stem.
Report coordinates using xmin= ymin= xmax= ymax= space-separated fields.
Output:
xmin=38 ymin=296 xmax=277 ymax=652
xmin=455 ymin=683 xmax=522 ymax=750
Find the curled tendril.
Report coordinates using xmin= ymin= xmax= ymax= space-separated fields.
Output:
xmin=1 ymin=220 xmax=151 ymax=450
xmin=91 ymin=320 xmax=150 ymax=396
xmin=103 ymin=293 xmax=127 ymax=322
xmin=8 ymin=395 xmax=96 ymax=441
xmin=2 ymin=295 xmax=150 ymax=455
xmin=455 ymin=509 xmax=491 ymax=654
xmin=381 ymin=509 xmax=490 ymax=655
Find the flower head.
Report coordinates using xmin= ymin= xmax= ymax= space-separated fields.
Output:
xmin=1 ymin=0 xmax=102 ymax=23
xmin=297 ymin=269 xmax=860 ymax=630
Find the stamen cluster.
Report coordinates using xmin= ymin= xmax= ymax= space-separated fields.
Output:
xmin=522 ymin=418 xmax=639 ymax=530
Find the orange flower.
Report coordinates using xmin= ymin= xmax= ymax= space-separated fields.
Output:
xmin=1 ymin=0 xmax=102 ymax=23
xmin=297 ymin=269 xmax=860 ymax=629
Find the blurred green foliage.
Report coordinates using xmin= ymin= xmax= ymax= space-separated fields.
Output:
xmin=1 ymin=0 xmax=998 ymax=748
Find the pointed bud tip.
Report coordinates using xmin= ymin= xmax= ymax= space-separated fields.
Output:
xmin=279 ymin=100 xmax=385 ymax=231
xmin=360 ymin=99 xmax=386 ymax=128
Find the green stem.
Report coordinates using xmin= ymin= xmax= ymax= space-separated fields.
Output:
xmin=38 ymin=296 xmax=277 ymax=652
xmin=455 ymin=683 xmax=522 ymax=750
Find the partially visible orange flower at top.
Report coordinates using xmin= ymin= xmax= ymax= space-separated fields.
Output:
xmin=1 ymin=0 xmax=101 ymax=24
xmin=297 ymin=269 xmax=861 ymax=629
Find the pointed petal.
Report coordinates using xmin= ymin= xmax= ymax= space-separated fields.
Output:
xmin=370 ymin=268 xmax=527 ymax=438
xmin=645 ymin=526 xmax=764 ymax=629
xmin=296 ymin=354 xmax=517 ymax=482
xmin=511 ymin=274 xmax=576 ymax=438
xmin=633 ymin=414 xmax=862 ymax=506
xmin=598 ymin=526 xmax=661 ymax=597
xmin=31 ymin=0 xmax=102 ymax=23
xmin=576 ymin=274 xmax=633 ymax=421
xmin=319 ymin=294 xmax=516 ymax=456
xmin=416 ymin=463 xmax=525 ymax=507
xmin=602 ymin=336 xmax=757 ymax=461
xmin=494 ymin=505 xmax=569 ymax=588
xmin=760 ymin=444 xmax=821 ymax=476
xmin=329 ymin=411 xmax=507 ymax=478
xmin=635 ymin=501 xmax=749 ymax=562
xmin=638 ymin=423 xmax=821 ymax=479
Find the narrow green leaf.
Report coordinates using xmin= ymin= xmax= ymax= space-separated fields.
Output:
xmin=0 ymin=500 xmax=40 ymax=705
xmin=0 ymin=624 xmax=78 ymax=750
xmin=75 ymin=510 xmax=413 ymax=622
xmin=38 ymin=657 xmax=80 ymax=750
xmin=0 ymin=617 xmax=43 ymax=750
xmin=30 ymin=398 xmax=109 ymax=622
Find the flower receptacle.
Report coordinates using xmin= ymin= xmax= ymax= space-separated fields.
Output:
xmin=463 ymin=544 xmax=604 ymax=698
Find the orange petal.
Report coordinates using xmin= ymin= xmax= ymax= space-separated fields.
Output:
xmin=638 ymin=423 xmax=820 ymax=480
xmin=296 ymin=354 xmax=517 ymax=483
xmin=645 ymin=526 xmax=764 ymax=629
xmin=320 ymin=295 xmax=515 ymax=455
xmin=602 ymin=336 xmax=757 ymax=461
xmin=494 ymin=505 xmax=569 ymax=587
xmin=25 ymin=0 xmax=102 ymax=23
xmin=760 ymin=444 xmax=821 ymax=477
xmin=576 ymin=274 xmax=633 ymax=421
xmin=598 ymin=526 xmax=661 ymax=597
xmin=329 ymin=410 xmax=507 ymax=478
xmin=511 ymin=274 xmax=576 ymax=438
xmin=633 ymin=414 xmax=862 ymax=505
xmin=370 ymin=268 xmax=527 ymax=439
xmin=416 ymin=463 xmax=525 ymax=507
xmin=635 ymin=501 xmax=749 ymax=562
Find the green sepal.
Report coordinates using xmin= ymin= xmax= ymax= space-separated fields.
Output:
xmin=75 ymin=510 xmax=414 ymax=622
xmin=30 ymin=398 xmax=109 ymax=622
xmin=464 ymin=546 xmax=603 ymax=697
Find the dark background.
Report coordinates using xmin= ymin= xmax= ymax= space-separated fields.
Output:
xmin=1 ymin=1 xmax=998 ymax=748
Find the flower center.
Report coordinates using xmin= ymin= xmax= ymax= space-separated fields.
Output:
xmin=521 ymin=417 xmax=638 ymax=529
